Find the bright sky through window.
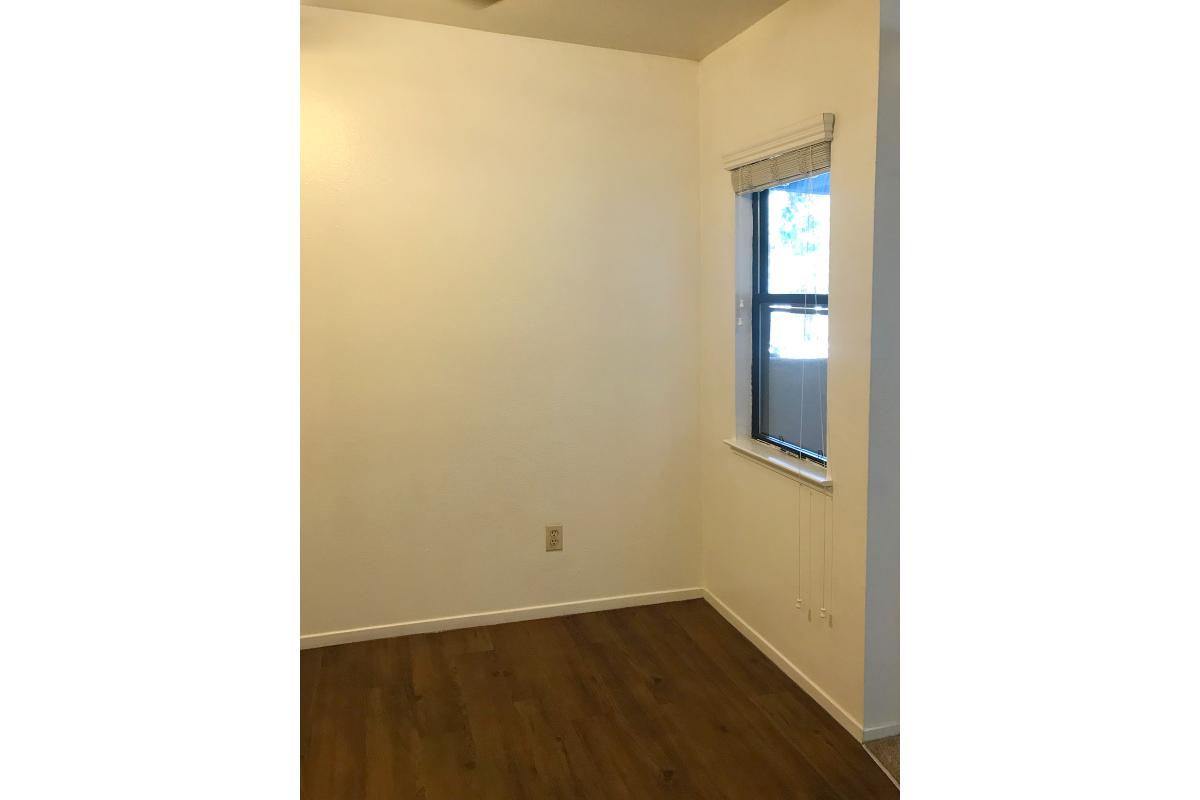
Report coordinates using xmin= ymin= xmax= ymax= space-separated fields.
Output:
xmin=766 ymin=174 xmax=830 ymax=359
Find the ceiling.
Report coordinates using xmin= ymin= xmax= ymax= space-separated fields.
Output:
xmin=301 ymin=0 xmax=791 ymax=61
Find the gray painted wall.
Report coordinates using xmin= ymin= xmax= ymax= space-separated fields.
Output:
xmin=863 ymin=0 xmax=901 ymax=736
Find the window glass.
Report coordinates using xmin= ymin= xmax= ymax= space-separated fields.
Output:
xmin=766 ymin=173 xmax=831 ymax=295
xmin=767 ymin=306 xmax=828 ymax=360
xmin=753 ymin=171 xmax=830 ymax=464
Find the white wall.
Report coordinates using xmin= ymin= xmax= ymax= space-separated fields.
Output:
xmin=301 ymin=7 xmax=702 ymax=637
xmin=864 ymin=0 xmax=900 ymax=738
xmin=698 ymin=0 xmax=882 ymax=734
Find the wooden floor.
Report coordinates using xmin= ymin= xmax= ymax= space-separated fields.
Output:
xmin=300 ymin=599 xmax=898 ymax=799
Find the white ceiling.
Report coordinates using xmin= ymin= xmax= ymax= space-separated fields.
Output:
xmin=301 ymin=0 xmax=791 ymax=60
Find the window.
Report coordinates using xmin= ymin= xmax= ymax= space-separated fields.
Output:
xmin=751 ymin=172 xmax=830 ymax=465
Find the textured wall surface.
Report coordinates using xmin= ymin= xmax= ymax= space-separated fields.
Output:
xmin=301 ymin=7 xmax=701 ymax=635
xmin=698 ymin=0 xmax=881 ymax=728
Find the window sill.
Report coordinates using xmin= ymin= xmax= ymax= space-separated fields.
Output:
xmin=724 ymin=437 xmax=833 ymax=492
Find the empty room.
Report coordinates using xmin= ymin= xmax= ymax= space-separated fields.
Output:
xmin=301 ymin=0 xmax=899 ymax=796
xmin=9 ymin=0 xmax=1200 ymax=796
xmin=10 ymin=0 xmax=1200 ymax=797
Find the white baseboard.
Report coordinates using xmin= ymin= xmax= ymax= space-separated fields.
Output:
xmin=300 ymin=587 xmax=704 ymax=650
xmin=863 ymin=722 xmax=900 ymax=741
xmin=701 ymin=588 xmax=865 ymax=741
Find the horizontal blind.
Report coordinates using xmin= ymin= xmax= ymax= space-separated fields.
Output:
xmin=730 ymin=140 xmax=831 ymax=195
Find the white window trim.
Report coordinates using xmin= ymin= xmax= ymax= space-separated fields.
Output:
xmin=724 ymin=437 xmax=832 ymax=492
xmin=720 ymin=113 xmax=835 ymax=170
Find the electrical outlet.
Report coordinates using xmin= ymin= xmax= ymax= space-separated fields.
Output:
xmin=545 ymin=525 xmax=563 ymax=552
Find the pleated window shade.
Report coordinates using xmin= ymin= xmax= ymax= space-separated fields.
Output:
xmin=730 ymin=140 xmax=831 ymax=195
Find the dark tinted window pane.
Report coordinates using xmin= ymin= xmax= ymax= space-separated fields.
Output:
xmin=761 ymin=308 xmax=828 ymax=458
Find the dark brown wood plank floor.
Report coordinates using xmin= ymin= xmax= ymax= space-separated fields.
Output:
xmin=301 ymin=599 xmax=898 ymax=799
